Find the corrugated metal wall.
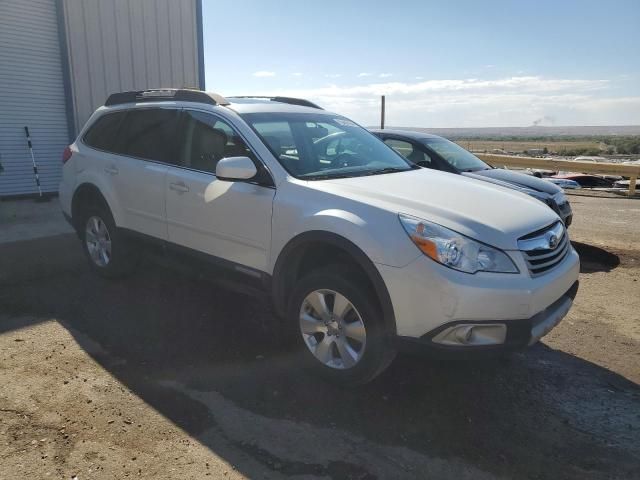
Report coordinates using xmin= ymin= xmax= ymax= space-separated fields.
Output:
xmin=61 ymin=0 xmax=202 ymax=133
xmin=0 ymin=0 xmax=69 ymax=196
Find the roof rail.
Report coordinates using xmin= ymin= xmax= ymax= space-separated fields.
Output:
xmin=227 ymin=96 xmax=323 ymax=110
xmin=104 ymin=88 xmax=229 ymax=107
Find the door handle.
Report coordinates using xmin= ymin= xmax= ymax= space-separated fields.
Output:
xmin=169 ymin=182 xmax=189 ymax=193
xmin=104 ymin=166 xmax=118 ymax=175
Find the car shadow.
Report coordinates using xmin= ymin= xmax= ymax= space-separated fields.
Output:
xmin=1 ymin=234 xmax=639 ymax=480
xmin=571 ymin=241 xmax=620 ymax=273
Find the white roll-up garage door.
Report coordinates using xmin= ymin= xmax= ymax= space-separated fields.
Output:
xmin=0 ymin=0 xmax=69 ymax=197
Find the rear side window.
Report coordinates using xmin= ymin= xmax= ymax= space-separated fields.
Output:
xmin=116 ymin=108 xmax=180 ymax=163
xmin=83 ymin=111 xmax=126 ymax=152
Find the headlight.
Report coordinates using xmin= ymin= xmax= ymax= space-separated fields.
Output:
xmin=398 ymin=214 xmax=519 ymax=274
xmin=552 ymin=191 xmax=567 ymax=205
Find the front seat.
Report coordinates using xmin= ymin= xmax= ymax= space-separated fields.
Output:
xmin=408 ymin=147 xmax=431 ymax=168
xmin=190 ymin=123 xmax=227 ymax=172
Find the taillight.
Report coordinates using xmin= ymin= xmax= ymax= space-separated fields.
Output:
xmin=62 ymin=146 xmax=72 ymax=164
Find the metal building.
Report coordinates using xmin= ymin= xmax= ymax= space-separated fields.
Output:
xmin=0 ymin=0 xmax=204 ymax=197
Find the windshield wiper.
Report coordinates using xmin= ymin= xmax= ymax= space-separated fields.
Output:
xmin=302 ymin=166 xmax=412 ymax=180
xmin=363 ymin=167 xmax=411 ymax=176
xmin=301 ymin=172 xmax=358 ymax=180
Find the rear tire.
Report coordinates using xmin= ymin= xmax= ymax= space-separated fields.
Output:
xmin=288 ymin=264 xmax=396 ymax=386
xmin=78 ymin=204 xmax=136 ymax=278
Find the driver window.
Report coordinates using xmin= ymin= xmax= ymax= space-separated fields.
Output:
xmin=385 ymin=139 xmax=432 ymax=167
xmin=179 ymin=110 xmax=254 ymax=174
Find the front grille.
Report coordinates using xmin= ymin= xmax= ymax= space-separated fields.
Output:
xmin=518 ymin=222 xmax=569 ymax=276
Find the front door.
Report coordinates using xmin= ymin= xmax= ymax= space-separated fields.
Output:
xmin=165 ymin=110 xmax=275 ymax=272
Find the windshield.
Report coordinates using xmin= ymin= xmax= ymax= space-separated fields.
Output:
xmin=242 ymin=112 xmax=413 ymax=179
xmin=422 ymin=138 xmax=490 ymax=172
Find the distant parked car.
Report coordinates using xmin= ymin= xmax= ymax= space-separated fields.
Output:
xmin=370 ymin=129 xmax=573 ymax=226
xmin=527 ymin=168 xmax=556 ymax=178
xmin=613 ymin=179 xmax=633 ymax=189
xmin=570 ymin=157 xmax=623 ymax=183
xmin=573 ymin=156 xmax=604 ymax=163
xmin=552 ymin=174 xmax=614 ymax=188
xmin=546 ymin=178 xmax=581 ymax=190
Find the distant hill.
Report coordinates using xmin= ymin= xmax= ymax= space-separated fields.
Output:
xmin=381 ymin=125 xmax=640 ymax=138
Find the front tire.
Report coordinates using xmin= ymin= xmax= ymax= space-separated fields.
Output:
xmin=79 ymin=204 xmax=135 ymax=278
xmin=288 ymin=265 xmax=396 ymax=385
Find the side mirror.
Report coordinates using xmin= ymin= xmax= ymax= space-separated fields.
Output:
xmin=215 ymin=156 xmax=257 ymax=182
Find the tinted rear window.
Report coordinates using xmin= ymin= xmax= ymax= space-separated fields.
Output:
xmin=117 ymin=108 xmax=180 ymax=163
xmin=83 ymin=111 xmax=126 ymax=151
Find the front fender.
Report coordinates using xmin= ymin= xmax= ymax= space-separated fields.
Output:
xmin=280 ymin=207 xmax=420 ymax=269
xmin=271 ymin=229 xmax=398 ymax=335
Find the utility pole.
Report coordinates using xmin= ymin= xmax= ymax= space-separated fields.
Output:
xmin=380 ymin=95 xmax=385 ymax=129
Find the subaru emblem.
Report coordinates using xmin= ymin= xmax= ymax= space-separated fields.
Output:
xmin=548 ymin=234 xmax=559 ymax=249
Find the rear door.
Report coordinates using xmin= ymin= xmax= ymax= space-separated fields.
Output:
xmin=111 ymin=108 xmax=181 ymax=239
xmin=165 ymin=109 xmax=275 ymax=272
xmin=81 ymin=109 xmax=128 ymax=213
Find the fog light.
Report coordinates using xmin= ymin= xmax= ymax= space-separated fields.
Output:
xmin=432 ymin=323 xmax=507 ymax=346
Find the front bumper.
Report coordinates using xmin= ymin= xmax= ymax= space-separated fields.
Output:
xmin=395 ymin=280 xmax=579 ymax=357
xmin=377 ymin=242 xmax=580 ymax=347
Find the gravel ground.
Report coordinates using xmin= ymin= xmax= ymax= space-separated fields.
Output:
xmin=0 ymin=195 xmax=638 ymax=479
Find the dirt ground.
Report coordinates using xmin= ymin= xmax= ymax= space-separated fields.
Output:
xmin=1 ymin=195 xmax=638 ymax=479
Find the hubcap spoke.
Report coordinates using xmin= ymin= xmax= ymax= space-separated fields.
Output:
xmin=342 ymin=320 xmax=366 ymax=343
xmin=335 ymin=337 xmax=357 ymax=368
xmin=306 ymin=291 xmax=330 ymax=321
xmin=314 ymin=336 xmax=334 ymax=364
xmin=300 ymin=312 xmax=327 ymax=335
xmin=332 ymin=292 xmax=351 ymax=320
xmin=89 ymin=245 xmax=100 ymax=261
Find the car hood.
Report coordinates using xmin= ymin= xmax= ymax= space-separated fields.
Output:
xmin=467 ymin=168 xmax=561 ymax=195
xmin=314 ymin=168 xmax=559 ymax=250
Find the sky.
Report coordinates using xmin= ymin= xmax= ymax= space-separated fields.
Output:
xmin=202 ymin=0 xmax=640 ymax=128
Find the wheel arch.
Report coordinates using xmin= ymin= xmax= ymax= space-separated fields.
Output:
xmin=71 ymin=183 xmax=114 ymax=232
xmin=272 ymin=231 xmax=397 ymax=335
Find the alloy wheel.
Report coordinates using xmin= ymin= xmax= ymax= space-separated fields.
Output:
xmin=299 ymin=289 xmax=366 ymax=369
xmin=85 ymin=215 xmax=112 ymax=267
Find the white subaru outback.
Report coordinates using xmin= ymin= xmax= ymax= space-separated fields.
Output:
xmin=59 ymin=89 xmax=580 ymax=385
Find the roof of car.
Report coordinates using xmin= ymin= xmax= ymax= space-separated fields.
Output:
xmin=103 ymin=89 xmax=332 ymax=116
xmin=369 ymin=129 xmax=444 ymax=140
xmin=226 ymin=99 xmax=334 ymax=116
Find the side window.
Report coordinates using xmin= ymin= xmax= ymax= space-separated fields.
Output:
xmin=117 ymin=108 xmax=180 ymax=163
xmin=385 ymin=139 xmax=413 ymax=158
xmin=179 ymin=110 xmax=254 ymax=174
xmin=385 ymin=138 xmax=432 ymax=166
xmin=83 ymin=111 xmax=126 ymax=152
